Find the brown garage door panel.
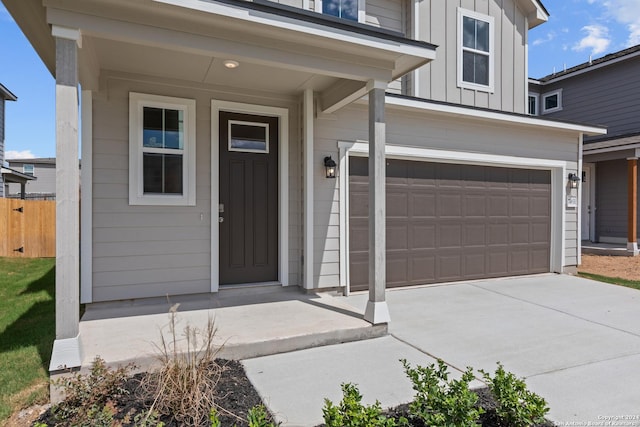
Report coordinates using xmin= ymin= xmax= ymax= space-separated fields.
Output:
xmin=349 ymin=157 xmax=551 ymax=291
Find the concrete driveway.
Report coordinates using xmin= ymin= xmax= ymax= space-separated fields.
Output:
xmin=243 ymin=274 xmax=640 ymax=426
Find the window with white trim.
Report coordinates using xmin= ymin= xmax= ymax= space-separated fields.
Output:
xmin=528 ymin=94 xmax=539 ymax=115
xmin=315 ymin=0 xmax=363 ymax=22
xmin=23 ymin=164 xmax=35 ymax=176
xmin=129 ymin=93 xmax=196 ymax=206
xmin=458 ymin=8 xmax=494 ymax=92
xmin=542 ymin=89 xmax=563 ymax=114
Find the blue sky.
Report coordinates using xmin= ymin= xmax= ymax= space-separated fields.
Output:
xmin=1 ymin=0 xmax=640 ymax=158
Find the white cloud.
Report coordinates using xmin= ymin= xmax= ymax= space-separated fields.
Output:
xmin=601 ymin=0 xmax=640 ymax=46
xmin=533 ymin=31 xmax=556 ymax=46
xmin=573 ymin=25 xmax=611 ymax=55
xmin=6 ymin=150 xmax=36 ymax=160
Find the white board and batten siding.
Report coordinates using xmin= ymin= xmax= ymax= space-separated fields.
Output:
xmin=415 ymin=0 xmax=528 ymax=113
xmin=91 ymin=74 xmax=301 ymax=302
xmin=313 ymin=104 xmax=581 ymax=288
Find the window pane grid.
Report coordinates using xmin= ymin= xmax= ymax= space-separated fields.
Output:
xmin=460 ymin=12 xmax=492 ymax=89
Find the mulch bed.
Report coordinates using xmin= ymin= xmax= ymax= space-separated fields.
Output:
xmin=36 ymin=360 xmax=270 ymax=427
xmin=36 ymin=360 xmax=554 ymax=427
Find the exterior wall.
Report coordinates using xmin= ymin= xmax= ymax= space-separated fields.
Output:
xmin=415 ymin=0 xmax=528 ymax=114
xmin=312 ymin=103 xmax=580 ymax=288
xmin=595 ymin=159 xmax=640 ymax=241
xmin=0 ymin=99 xmax=4 ymax=198
xmin=539 ymin=56 xmax=640 ymax=140
xmin=90 ymin=73 xmax=301 ymax=302
xmin=7 ymin=161 xmax=57 ymax=197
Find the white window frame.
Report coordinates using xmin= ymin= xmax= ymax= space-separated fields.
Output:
xmin=228 ymin=120 xmax=270 ymax=153
xmin=457 ymin=8 xmax=494 ymax=93
xmin=314 ymin=0 xmax=365 ymax=23
xmin=23 ymin=164 xmax=35 ymax=176
xmin=528 ymin=93 xmax=539 ymax=115
xmin=542 ymin=89 xmax=563 ymax=114
xmin=129 ymin=92 xmax=196 ymax=206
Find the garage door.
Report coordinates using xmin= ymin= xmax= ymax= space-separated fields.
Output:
xmin=349 ymin=157 xmax=551 ymax=291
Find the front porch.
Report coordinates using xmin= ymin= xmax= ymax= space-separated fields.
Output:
xmin=71 ymin=286 xmax=385 ymax=372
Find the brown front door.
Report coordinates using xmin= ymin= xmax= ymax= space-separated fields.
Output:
xmin=219 ymin=112 xmax=278 ymax=284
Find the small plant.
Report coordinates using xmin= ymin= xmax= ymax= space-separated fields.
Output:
xmin=49 ymin=356 xmax=134 ymax=426
xmin=401 ymin=359 xmax=483 ymax=427
xmin=247 ymin=404 xmax=279 ymax=427
xmin=140 ymin=304 xmax=224 ymax=426
xmin=480 ymin=363 xmax=549 ymax=426
xmin=323 ymin=383 xmax=401 ymax=427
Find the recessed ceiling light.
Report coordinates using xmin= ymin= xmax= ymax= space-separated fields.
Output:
xmin=223 ymin=60 xmax=239 ymax=69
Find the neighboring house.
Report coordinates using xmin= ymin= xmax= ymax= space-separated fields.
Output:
xmin=2 ymin=0 xmax=605 ymax=370
xmin=6 ymin=158 xmax=57 ymax=199
xmin=0 ymin=84 xmax=35 ymax=198
xmin=529 ymin=45 xmax=640 ymax=254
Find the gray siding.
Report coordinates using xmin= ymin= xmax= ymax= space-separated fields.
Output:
xmin=415 ymin=0 xmax=528 ymax=114
xmin=7 ymin=161 xmax=57 ymax=196
xmin=595 ymin=159 xmax=640 ymax=240
xmin=90 ymin=74 xmax=301 ymax=302
xmin=312 ymin=104 xmax=580 ymax=288
xmin=541 ymin=56 xmax=640 ymax=139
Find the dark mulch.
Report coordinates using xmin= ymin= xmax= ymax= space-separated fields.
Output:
xmin=36 ymin=362 xmax=554 ymax=427
xmin=35 ymin=360 xmax=271 ymax=427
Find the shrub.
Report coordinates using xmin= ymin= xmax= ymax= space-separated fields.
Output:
xmin=49 ymin=356 xmax=134 ymax=426
xmin=401 ymin=359 xmax=482 ymax=427
xmin=480 ymin=363 xmax=549 ymax=426
xmin=323 ymin=382 xmax=402 ymax=427
xmin=140 ymin=304 xmax=223 ymax=426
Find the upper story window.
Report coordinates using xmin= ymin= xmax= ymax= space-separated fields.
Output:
xmin=129 ymin=93 xmax=196 ymax=206
xmin=542 ymin=89 xmax=563 ymax=114
xmin=457 ymin=8 xmax=494 ymax=92
xmin=528 ymin=94 xmax=539 ymax=115
xmin=23 ymin=164 xmax=35 ymax=176
xmin=316 ymin=0 xmax=363 ymax=22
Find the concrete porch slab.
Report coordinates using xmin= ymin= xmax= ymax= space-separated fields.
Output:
xmin=78 ymin=286 xmax=386 ymax=371
xmin=582 ymin=240 xmax=639 ymax=256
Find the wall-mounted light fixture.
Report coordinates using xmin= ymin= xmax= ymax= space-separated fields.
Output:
xmin=324 ymin=156 xmax=337 ymax=179
xmin=568 ymin=173 xmax=581 ymax=189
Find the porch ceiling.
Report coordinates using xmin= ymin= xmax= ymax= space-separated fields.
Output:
xmin=90 ymin=37 xmax=337 ymax=96
xmin=5 ymin=0 xmax=436 ymax=108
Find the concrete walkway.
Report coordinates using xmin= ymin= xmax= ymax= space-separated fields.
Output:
xmin=243 ymin=274 xmax=640 ymax=426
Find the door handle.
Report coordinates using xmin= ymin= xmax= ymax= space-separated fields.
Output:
xmin=219 ymin=217 xmax=224 ymax=223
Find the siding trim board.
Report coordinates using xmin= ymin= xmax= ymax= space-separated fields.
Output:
xmin=210 ymin=100 xmax=289 ymax=292
xmin=338 ymin=140 xmax=567 ymax=292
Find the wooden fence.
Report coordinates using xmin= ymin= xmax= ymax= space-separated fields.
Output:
xmin=0 ymin=198 xmax=55 ymax=257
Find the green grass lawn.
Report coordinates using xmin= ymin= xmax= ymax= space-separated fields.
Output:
xmin=579 ymin=272 xmax=640 ymax=291
xmin=0 ymin=257 xmax=55 ymax=422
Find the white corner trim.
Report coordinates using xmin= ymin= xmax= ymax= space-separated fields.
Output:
xmin=52 ymin=25 xmax=82 ymax=47
xmin=338 ymin=141 xmax=568 ymax=290
xmin=303 ymin=89 xmax=314 ymax=290
xmin=210 ymin=100 xmax=289 ymax=292
xmin=338 ymin=142 xmax=351 ymax=294
xmin=49 ymin=335 xmax=83 ymax=371
xmin=80 ymin=90 xmax=93 ymax=304
xmin=383 ymin=96 xmax=607 ymax=135
xmin=577 ymin=134 xmax=583 ymax=266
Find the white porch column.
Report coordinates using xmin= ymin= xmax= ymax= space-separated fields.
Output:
xmin=303 ymin=89 xmax=315 ymax=289
xmin=49 ymin=27 xmax=82 ymax=371
xmin=364 ymin=80 xmax=390 ymax=324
